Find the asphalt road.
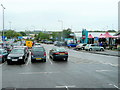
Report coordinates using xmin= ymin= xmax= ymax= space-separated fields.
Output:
xmin=0 ymin=44 xmax=119 ymax=89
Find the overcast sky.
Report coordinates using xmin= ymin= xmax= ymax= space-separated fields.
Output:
xmin=0 ymin=0 xmax=119 ymax=31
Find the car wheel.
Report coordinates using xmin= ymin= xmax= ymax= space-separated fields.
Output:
xmin=22 ymin=59 xmax=25 ymax=64
xmin=2 ymin=58 xmax=5 ymax=63
xmin=53 ymin=57 xmax=56 ymax=61
xmin=7 ymin=61 xmax=11 ymax=65
xmin=100 ymin=48 xmax=104 ymax=51
xmin=64 ymin=58 xmax=68 ymax=61
xmin=89 ymin=48 xmax=92 ymax=51
xmin=43 ymin=59 xmax=46 ymax=62
xmin=31 ymin=59 xmax=34 ymax=63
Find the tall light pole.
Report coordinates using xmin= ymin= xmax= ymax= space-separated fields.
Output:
xmin=58 ymin=20 xmax=63 ymax=41
xmin=1 ymin=4 xmax=5 ymax=41
xmin=9 ymin=21 xmax=12 ymax=30
xmin=58 ymin=20 xmax=63 ymax=30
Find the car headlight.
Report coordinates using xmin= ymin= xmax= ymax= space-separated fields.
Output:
xmin=19 ymin=57 xmax=23 ymax=59
xmin=7 ymin=56 xmax=11 ymax=59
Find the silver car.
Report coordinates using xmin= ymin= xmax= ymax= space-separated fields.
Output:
xmin=85 ymin=44 xmax=104 ymax=51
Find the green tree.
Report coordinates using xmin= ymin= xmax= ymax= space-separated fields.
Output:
xmin=19 ymin=31 xmax=26 ymax=36
xmin=62 ymin=28 xmax=72 ymax=38
xmin=4 ymin=30 xmax=22 ymax=39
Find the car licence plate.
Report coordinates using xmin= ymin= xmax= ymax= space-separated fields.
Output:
xmin=12 ymin=59 xmax=18 ymax=61
xmin=36 ymin=58 xmax=41 ymax=60
xmin=60 ymin=53 xmax=65 ymax=55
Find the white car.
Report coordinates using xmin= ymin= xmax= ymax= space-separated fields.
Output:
xmin=75 ymin=43 xmax=87 ymax=50
xmin=85 ymin=44 xmax=104 ymax=51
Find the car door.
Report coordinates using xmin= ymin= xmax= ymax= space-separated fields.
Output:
xmin=3 ymin=50 xmax=8 ymax=59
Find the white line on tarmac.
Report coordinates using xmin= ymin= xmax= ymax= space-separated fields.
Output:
xmin=108 ymin=84 xmax=120 ymax=89
xmin=19 ymin=72 xmax=59 ymax=75
xmin=96 ymin=70 xmax=112 ymax=72
xmin=0 ymin=62 xmax=6 ymax=67
xmin=25 ymin=52 xmax=31 ymax=66
xmin=56 ymin=85 xmax=76 ymax=90
xmin=47 ymin=56 xmax=53 ymax=65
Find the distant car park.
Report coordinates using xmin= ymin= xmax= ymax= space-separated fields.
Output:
xmin=49 ymin=47 xmax=68 ymax=61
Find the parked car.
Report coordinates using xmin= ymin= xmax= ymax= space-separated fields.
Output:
xmin=54 ymin=41 xmax=65 ymax=46
xmin=49 ymin=47 xmax=68 ymax=61
xmin=14 ymin=46 xmax=29 ymax=57
xmin=46 ymin=41 xmax=54 ymax=44
xmin=0 ymin=49 xmax=8 ymax=63
xmin=34 ymin=43 xmax=41 ymax=46
xmin=75 ymin=43 xmax=87 ymax=50
xmin=67 ymin=43 xmax=78 ymax=48
xmin=7 ymin=48 xmax=28 ymax=65
xmin=85 ymin=44 xmax=104 ymax=51
xmin=31 ymin=46 xmax=46 ymax=63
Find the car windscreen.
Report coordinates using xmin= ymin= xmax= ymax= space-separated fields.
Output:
xmin=10 ymin=49 xmax=24 ymax=54
xmin=56 ymin=48 xmax=66 ymax=52
xmin=0 ymin=51 xmax=2 ymax=54
xmin=32 ymin=47 xmax=44 ymax=52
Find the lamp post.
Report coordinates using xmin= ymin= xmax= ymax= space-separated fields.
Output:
xmin=1 ymin=4 xmax=5 ymax=41
xmin=58 ymin=20 xmax=64 ymax=41
xmin=58 ymin=20 xmax=63 ymax=30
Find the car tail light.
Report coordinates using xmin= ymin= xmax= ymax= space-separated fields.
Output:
xmin=44 ymin=52 xmax=46 ymax=56
xmin=54 ymin=52 xmax=59 ymax=55
xmin=31 ymin=52 xmax=33 ymax=55
xmin=0 ymin=55 xmax=3 ymax=58
xmin=65 ymin=52 xmax=68 ymax=54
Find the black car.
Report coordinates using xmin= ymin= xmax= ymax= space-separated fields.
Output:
xmin=31 ymin=46 xmax=46 ymax=63
xmin=49 ymin=47 xmax=68 ymax=61
xmin=7 ymin=48 xmax=28 ymax=65
xmin=0 ymin=49 xmax=8 ymax=63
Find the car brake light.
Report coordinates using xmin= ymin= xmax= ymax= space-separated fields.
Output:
xmin=0 ymin=55 xmax=3 ymax=58
xmin=31 ymin=52 xmax=33 ymax=55
xmin=65 ymin=52 xmax=68 ymax=54
xmin=44 ymin=52 xmax=46 ymax=56
xmin=54 ymin=52 xmax=59 ymax=55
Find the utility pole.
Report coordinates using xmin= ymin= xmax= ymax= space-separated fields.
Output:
xmin=1 ymin=4 xmax=5 ymax=41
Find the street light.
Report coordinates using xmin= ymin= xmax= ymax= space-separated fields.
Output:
xmin=1 ymin=4 xmax=5 ymax=41
xmin=58 ymin=20 xmax=63 ymax=30
xmin=58 ymin=20 xmax=64 ymax=41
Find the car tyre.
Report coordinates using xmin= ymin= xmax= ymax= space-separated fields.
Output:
xmin=89 ymin=48 xmax=92 ymax=51
xmin=43 ymin=59 xmax=46 ymax=62
xmin=7 ymin=61 xmax=12 ymax=65
xmin=31 ymin=59 xmax=34 ymax=63
xmin=100 ymin=48 xmax=104 ymax=51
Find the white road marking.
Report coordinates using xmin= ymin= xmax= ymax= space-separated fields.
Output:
xmin=0 ymin=62 xmax=6 ymax=67
xmin=25 ymin=51 xmax=31 ymax=65
xmin=96 ymin=70 xmax=112 ymax=72
xmin=108 ymin=84 xmax=120 ymax=89
xmin=47 ymin=56 xmax=53 ymax=65
xmin=19 ymin=72 xmax=59 ymax=75
xmin=56 ymin=85 xmax=76 ymax=90
xmin=100 ymin=61 xmax=118 ymax=67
